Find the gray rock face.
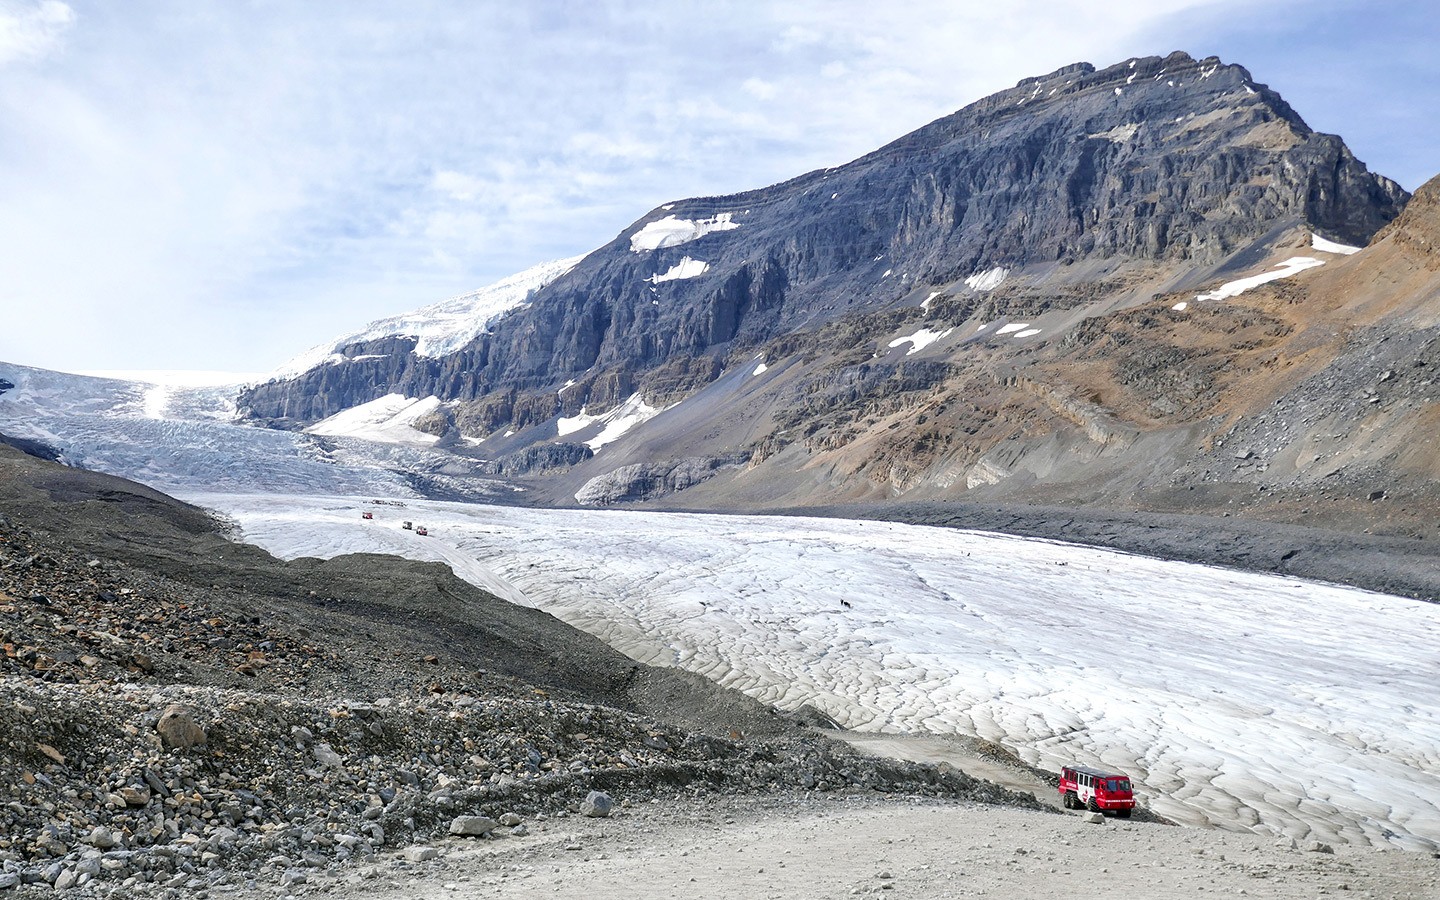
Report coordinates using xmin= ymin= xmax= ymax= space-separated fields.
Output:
xmin=575 ymin=456 xmax=743 ymax=505
xmin=240 ymin=52 xmax=1406 ymax=433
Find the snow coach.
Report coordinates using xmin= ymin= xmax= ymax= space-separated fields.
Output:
xmin=402 ymin=521 xmax=413 ymax=530
xmin=361 ymin=511 xmax=373 ymax=520
xmin=1059 ymin=765 xmax=1134 ymax=817
xmin=415 ymin=526 xmax=428 ymax=536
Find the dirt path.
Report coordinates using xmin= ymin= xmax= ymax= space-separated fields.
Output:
xmin=829 ymin=730 xmax=1063 ymax=810
xmin=329 ymin=795 xmax=1440 ymax=900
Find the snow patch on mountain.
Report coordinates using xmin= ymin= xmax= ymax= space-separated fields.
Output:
xmin=1311 ymin=234 xmax=1362 ymax=255
xmin=629 ymin=213 xmax=740 ymax=252
xmin=965 ymin=267 xmax=1009 ymax=292
xmin=305 ymin=395 xmax=443 ymax=446
xmin=888 ymin=327 xmax=953 ymax=356
xmin=1195 ymin=257 xmax=1325 ymax=303
xmin=647 ymin=256 xmax=709 ymax=283
xmin=557 ymin=393 xmax=666 ymax=450
xmin=272 ymin=256 xmax=583 ymax=379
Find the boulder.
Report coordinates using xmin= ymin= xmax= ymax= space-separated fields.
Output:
xmin=581 ymin=790 xmax=614 ymax=818
xmin=448 ymin=816 xmax=498 ymax=837
xmin=156 ymin=705 xmax=206 ymax=750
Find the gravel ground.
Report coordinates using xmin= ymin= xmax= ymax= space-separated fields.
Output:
xmin=329 ymin=794 xmax=1440 ymax=900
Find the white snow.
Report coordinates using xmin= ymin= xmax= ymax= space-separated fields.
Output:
xmin=0 ymin=363 xmax=459 ymax=498
xmin=647 ymin=256 xmax=710 ymax=283
xmin=965 ymin=267 xmax=1009 ymax=292
xmin=1195 ymin=257 xmax=1325 ymax=303
xmin=556 ymin=393 xmax=665 ymax=450
xmin=921 ymin=291 xmax=942 ymax=313
xmin=1014 ymin=328 xmax=1042 ymax=338
xmin=1312 ymin=234 xmax=1362 ymax=255
xmin=629 ymin=213 xmax=740 ymax=252
xmin=752 ymin=361 xmax=769 ymax=376
xmin=883 ymin=269 xmax=893 ymax=278
xmin=1172 ymin=301 xmax=1189 ymax=311
xmin=1114 ymin=87 xmax=1123 ymax=96
xmin=305 ymin=394 xmax=444 ymax=446
xmin=996 ymin=323 xmax=1030 ymax=335
xmin=272 ymin=256 xmax=582 ymax=377
xmin=887 ymin=327 xmax=952 ymax=356
xmin=558 ymin=379 xmax=577 ymax=394
xmin=204 ymin=495 xmax=1440 ymax=852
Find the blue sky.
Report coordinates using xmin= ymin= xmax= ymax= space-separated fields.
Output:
xmin=1 ymin=0 xmax=1434 ymax=375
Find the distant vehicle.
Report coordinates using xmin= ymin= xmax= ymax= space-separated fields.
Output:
xmin=1059 ymin=765 xmax=1134 ymax=817
xmin=402 ymin=521 xmax=413 ymax=530
xmin=415 ymin=526 xmax=428 ymax=536
xmin=361 ymin=512 xmax=373 ymax=520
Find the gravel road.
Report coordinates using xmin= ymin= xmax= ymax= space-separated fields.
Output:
xmin=329 ymin=794 xmax=1440 ymax=900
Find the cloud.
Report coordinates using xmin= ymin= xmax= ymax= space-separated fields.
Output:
xmin=742 ymin=77 xmax=778 ymax=101
xmin=431 ymin=170 xmax=486 ymax=202
xmin=0 ymin=0 xmax=73 ymax=64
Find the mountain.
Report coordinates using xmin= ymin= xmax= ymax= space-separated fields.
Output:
xmin=228 ymin=52 xmax=1426 ymax=529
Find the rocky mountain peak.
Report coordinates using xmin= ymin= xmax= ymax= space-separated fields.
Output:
xmin=240 ymin=52 xmax=1408 ymax=441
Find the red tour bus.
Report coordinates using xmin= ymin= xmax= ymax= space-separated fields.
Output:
xmin=1059 ymin=765 xmax=1135 ymax=817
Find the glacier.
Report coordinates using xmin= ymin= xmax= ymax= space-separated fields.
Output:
xmin=4 ymin=359 xmax=1440 ymax=851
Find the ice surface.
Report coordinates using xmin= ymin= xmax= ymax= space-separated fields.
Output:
xmin=648 ymin=257 xmax=710 ymax=283
xmin=629 ymin=213 xmax=739 ymax=252
xmin=0 ymin=363 xmax=504 ymax=499
xmin=203 ymin=494 xmax=1440 ymax=851
xmin=305 ymin=394 xmax=443 ymax=446
xmin=964 ymin=267 xmax=1008 ymax=292
xmin=1195 ymin=257 xmax=1325 ymax=303
xmin=272 ymin=256 xmax=582 ymax=377
xmin=887 ymin=328 xmax=952 ymax=356
xmin=1311 ymin=234 xmax=1362 ymax=255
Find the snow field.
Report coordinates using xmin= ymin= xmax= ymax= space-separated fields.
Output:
xmin=1195 ymin=256 xmax=1325 ymax=303
xmin=201 ymin=494 xmax=1440 ymax=852
xmin=629 ymin=213 xmax=739 ymax=252
xmin=306 ymin=394 xmax=443 ymax=446
xmin=271 ymin=255 xmax=582 ymax=377
xmin=556 ymin=393 xmax=666 ymax=450
xmin=647 ymin=256 xmax=709 ymax=283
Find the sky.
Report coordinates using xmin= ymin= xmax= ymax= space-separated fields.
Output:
xmin=1 ymin=0 xmax=1435 ymax=376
